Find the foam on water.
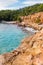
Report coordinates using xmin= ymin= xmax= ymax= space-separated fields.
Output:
xmin=25 ymin=27 xmax=38 ymax=33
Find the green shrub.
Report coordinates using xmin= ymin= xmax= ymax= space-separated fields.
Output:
xmin=17 ymin=17 xmax=22 ymax=22
xmin=35 ymin=18 xmax=41 ymax=24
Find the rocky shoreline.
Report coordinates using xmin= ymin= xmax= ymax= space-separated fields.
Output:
xmin=18 ymin=22 xmax=43 ymax=31
xmin=0 ymin=12 xmax=43 ymax=65
xmin=0 ymin=28 xmax=43 ymax=65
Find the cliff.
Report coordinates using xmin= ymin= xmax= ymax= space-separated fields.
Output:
xmin=21 ymin=12 xmax=43 ymax=24
xmin=19 ymin=12 xmax=43 ymax=30
xmin=0 ymin=29 xmax=43 ymax=65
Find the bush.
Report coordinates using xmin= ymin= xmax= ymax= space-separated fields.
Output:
xmin=17 ymin=17 xmax=22 ymax=22
xmin=35 ymin=18 xmax=41 ymax=24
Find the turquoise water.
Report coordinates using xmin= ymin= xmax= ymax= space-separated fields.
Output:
xmin=0 ymin=24 xmax=33 ymax=54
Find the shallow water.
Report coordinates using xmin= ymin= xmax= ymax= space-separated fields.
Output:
xmin=0 ymin=24 xmax=33 ymax=54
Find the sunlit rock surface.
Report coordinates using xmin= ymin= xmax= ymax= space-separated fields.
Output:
xmin=0 ymin=29 xmax=43 ymax=65
xmin=20 ymin=12 xmax=43 ymax=30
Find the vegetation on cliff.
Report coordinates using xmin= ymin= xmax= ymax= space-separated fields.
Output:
xmin=0 ymin=4 xmax=43 ymax=22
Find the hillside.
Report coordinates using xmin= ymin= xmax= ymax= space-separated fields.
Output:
xmin=0 ymin=4 xmax=43 ymax=21
xmin=21 ymin=12 xmax=43 ymax=24
xmin=18 ymin=12 xmax=43 ymax=30
xmin=18 ymin=4 xmax=43 ymax=16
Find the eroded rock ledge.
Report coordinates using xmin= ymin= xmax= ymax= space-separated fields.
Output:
xmin=0 ymin=29 xmax=43 ymax=65
xmin=19 ymin=12 xmax=43 ymax=30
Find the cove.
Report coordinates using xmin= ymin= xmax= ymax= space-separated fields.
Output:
xmin=0 ymin=24 xmax=34 ymax=54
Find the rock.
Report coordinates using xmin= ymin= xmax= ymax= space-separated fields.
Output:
xmin=21 ymin=12 xmax=43 ymax=24
xmin=0 ymin=55 xmax=5 ymax=65
xmin=20 ymin=12 xmax=43 ymax=30
xmin=18 ymin=22 xmax=26 ymax=27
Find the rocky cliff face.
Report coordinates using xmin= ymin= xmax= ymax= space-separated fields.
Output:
xmin=21 ymin=12 xmax=43 ymax=24
xmin=0 ymin=29 xmax=43 ymax=65
xmin=19 ymin=12 xmax=43 ymax=30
